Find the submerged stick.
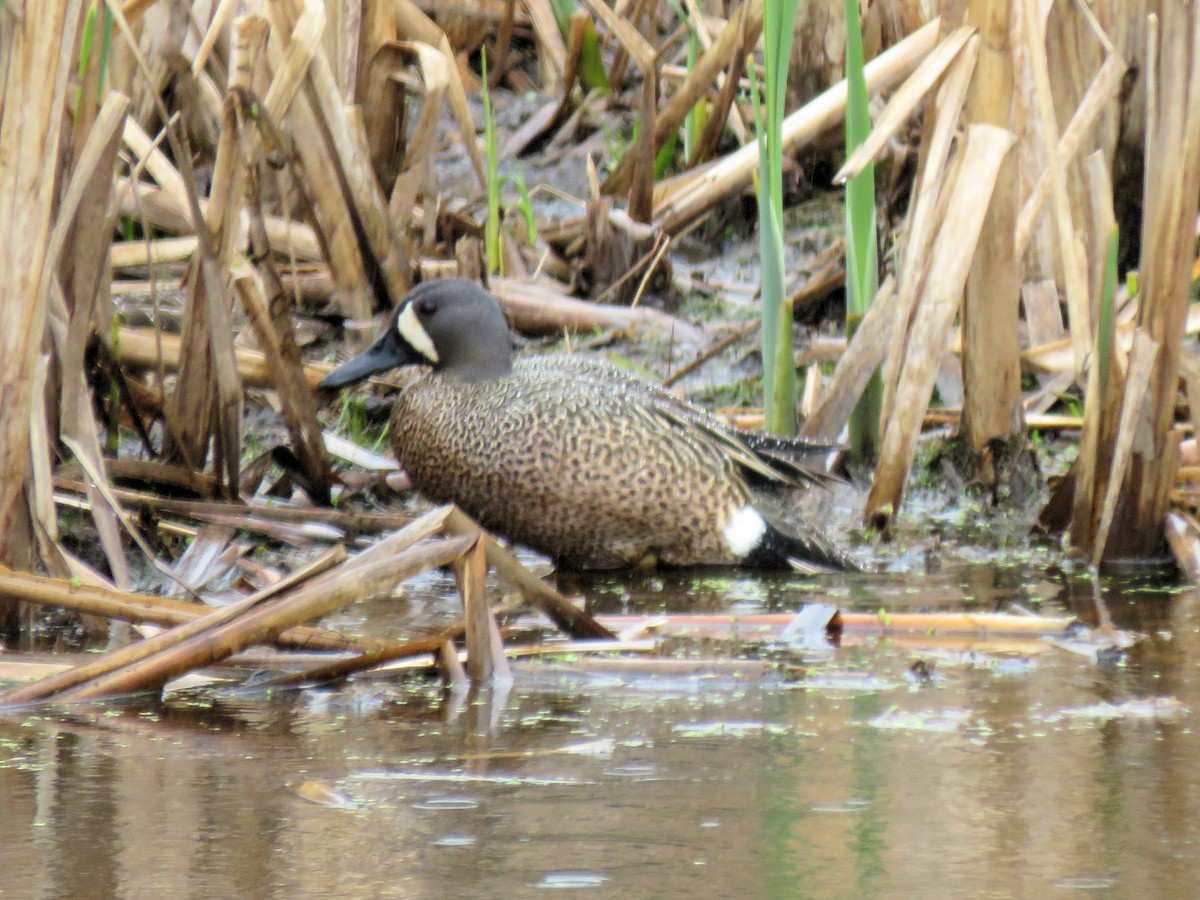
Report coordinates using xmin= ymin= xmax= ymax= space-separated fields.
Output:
xmin=249 ymin=629 xmax=464 ymax=689
xmin=596 ymin=610 xmax=1075 ymax=638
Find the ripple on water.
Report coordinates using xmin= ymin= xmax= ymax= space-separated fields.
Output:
xmin=1053 ymin=875 xmax=1119 ymax=890
xmin=536 ymin=871 xmax=611 ymax=889
xmin=431 ymin=834 xmax=477 ymax=847
xmin=810 ymin=798 xmax=871 ymax=814
xmin=602 ymin=763 xmax=660 ymax=779
xmin=411 ymin=796 xmax=479 ymax=811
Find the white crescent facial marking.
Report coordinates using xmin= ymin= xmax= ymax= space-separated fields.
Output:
xmin=396 ymin=302 xmax=439 ymax=363
xmin=723 ymin=505 xmax=767 ymax=557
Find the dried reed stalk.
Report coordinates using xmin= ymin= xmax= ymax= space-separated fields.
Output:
xmin=0 ymin=0 xmax=84 ymax=590
xmin=1024 ymin=304 xmax=1200 ymax=373
xmin=835 ymin=24 xmax=975 ymax=184
xmin=960 ymin=1 xmax=1022 ymax=455
xmin=264 ymin=0 xmax=374 ymax=320
xmin=1088 ymin=331 xmax=1159 ymax=565
xmin=1165 ymin=511 xmax=1200 ymax=582
xmin=45 ymin=510 xmax=473 ymax=703
xmin=802 ymin=277 xmax=897 ymax=441
xmin=112 ymin=177 xmax=325 ymax=260
xmin=602 ymin=0 xmax=763 ymax=196
xmin=53 ymin=477 xmax=411 ymax=534
xmin=253 ymin=628 xmax=464 ymax=689
xmin=385 ymin=41 xmax=449 ymax=240
xmin=0 ymin=564 xmax=379 ymax=660
xmin=272 ymin=0 xmax=412 ymax=305
xmin=580 ymin=0 xmax=657 ymax=221
xmin=595 ymin=609 xmax=1075 ymax=637
xmin=1020 ymin=0 xmax=1091 ymax=375
xmin=454 ymin=535 xmax=511 ymax=683
xmin=118 ymin=324 xmax=332 ymax=388
xmin=237 ymin=67 xmax=335 ymax=506
xmin=443 ymin=508 xmax=613 ymax=639
xmin=0 ymin=546 xmax=346 ymax=707
xmin=1065 ymin=154 xmax=1122 ymax=556
xmin=866 ymin=124 xmax=1015 ymax=529
xmin=653 ymin=17 xmax=940 ymax=233
xmin=878 ymin=30 xmax=976 ymax=423
xmin=1098 ymin=2 xmax=1200 ymax=559
xmin=42 ymin=93 xmax=132 ymax=589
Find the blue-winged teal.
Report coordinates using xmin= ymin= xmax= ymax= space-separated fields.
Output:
xmin=319 ymin=279 xmax=857 ymax=572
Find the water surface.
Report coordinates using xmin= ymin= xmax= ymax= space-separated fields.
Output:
xmin=2 ymin=562 xmax=1197 ymax=898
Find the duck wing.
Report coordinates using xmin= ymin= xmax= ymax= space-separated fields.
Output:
xmin=518 ymin=355 xmax=837 ymax=489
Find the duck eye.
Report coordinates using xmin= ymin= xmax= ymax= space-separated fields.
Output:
xmin=416 ymin=296 xmax=437 ymax=317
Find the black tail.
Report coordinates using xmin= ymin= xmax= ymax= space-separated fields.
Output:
xmin=746 ymin=493 xmax=861 ymax=573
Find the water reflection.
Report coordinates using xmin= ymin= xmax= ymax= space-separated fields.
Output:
xmin=1 ymin=572 xmax=1199 ymax=897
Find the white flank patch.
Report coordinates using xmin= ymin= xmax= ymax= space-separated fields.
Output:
xmin=723 ymin=505 xmax=767 ymax=557
xmin=397 ymin=303 xmax=439 ymax=362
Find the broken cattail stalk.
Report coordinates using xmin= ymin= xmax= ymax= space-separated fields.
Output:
xmin=454 ymin=535 xmax=490 ymax=682
xmin=835 ymin=26 xmax=975 ymax=184
xmin=654 ymin=18 xmax=941 ymax=233
xmin=443 ymin=508 xmax=613 ymax=639
xmin=960 ymin=2 xmax=1022 ymax=459
xmin=117 ymin=325 xmax=331 ymax=389
xmin=1088 ymin=331 xmax=1160 ymax=565
xmin=453 ymin=535 xmax=511 ymax=683
xmin=0 ymin=565 xmax=380 ymax=658
xmin=53 ymin=478 xmax=412 ymax=534
xmin=866 ymin=123 xmax=1015 ymax=530
xmin=491 ymin=276 xmax=705 ymax=342
xmin=47 ymin=533 xmax=475 ymax=704
xmin=112 ymin=179 xmax=324 ymax=261
xmin=1019 ymin=0 xmax=1091 ymax=374
xmin=1098 ymin=0 xmax=1200 ymax=560
xmin=878 ymin=33 xmax=977 ymax=431
xmin=803 ymin=277 xmax=897 ymax=442
xmin=237 ymin=164 xmax=334 ymax=503
xmin=602 ymin=0 xmax=762 ymax=196
xmin=0 ymin=546 xmax=346 ymax=707
xmin=1165 ymin=510 xmax=1200 ymax=583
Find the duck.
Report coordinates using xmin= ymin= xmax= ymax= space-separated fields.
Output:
xmin=318 ymin=278 xmax=858 ymax=572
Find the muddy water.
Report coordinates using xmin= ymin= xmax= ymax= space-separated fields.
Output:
xmin=2 ymin=563 xmax=1199 ymax=899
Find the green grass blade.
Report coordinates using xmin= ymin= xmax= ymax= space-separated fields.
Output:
xmin=75 ymin=5 xmax=97 ymax=114
xmin=579 ymin=21 xmax=610 ymax=92
xmin=501 ymin=173 xmax=539 ymax=245
xmin=756 ymin=0 xmax=803 ymax=436
xmin=844 ymin=0 xmax=880 ymax=459
xmin=1096 ymin=224 xmax=1119 ymax=397
xmin=481 ymin=48 xmax=501 ymax=276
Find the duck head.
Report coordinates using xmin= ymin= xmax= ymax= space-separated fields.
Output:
xmin=318 ymin=279 xmax=514 ymax=390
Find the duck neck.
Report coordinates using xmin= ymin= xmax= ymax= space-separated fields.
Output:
xmin=440 ymin=342 xmax=514 ymax=381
